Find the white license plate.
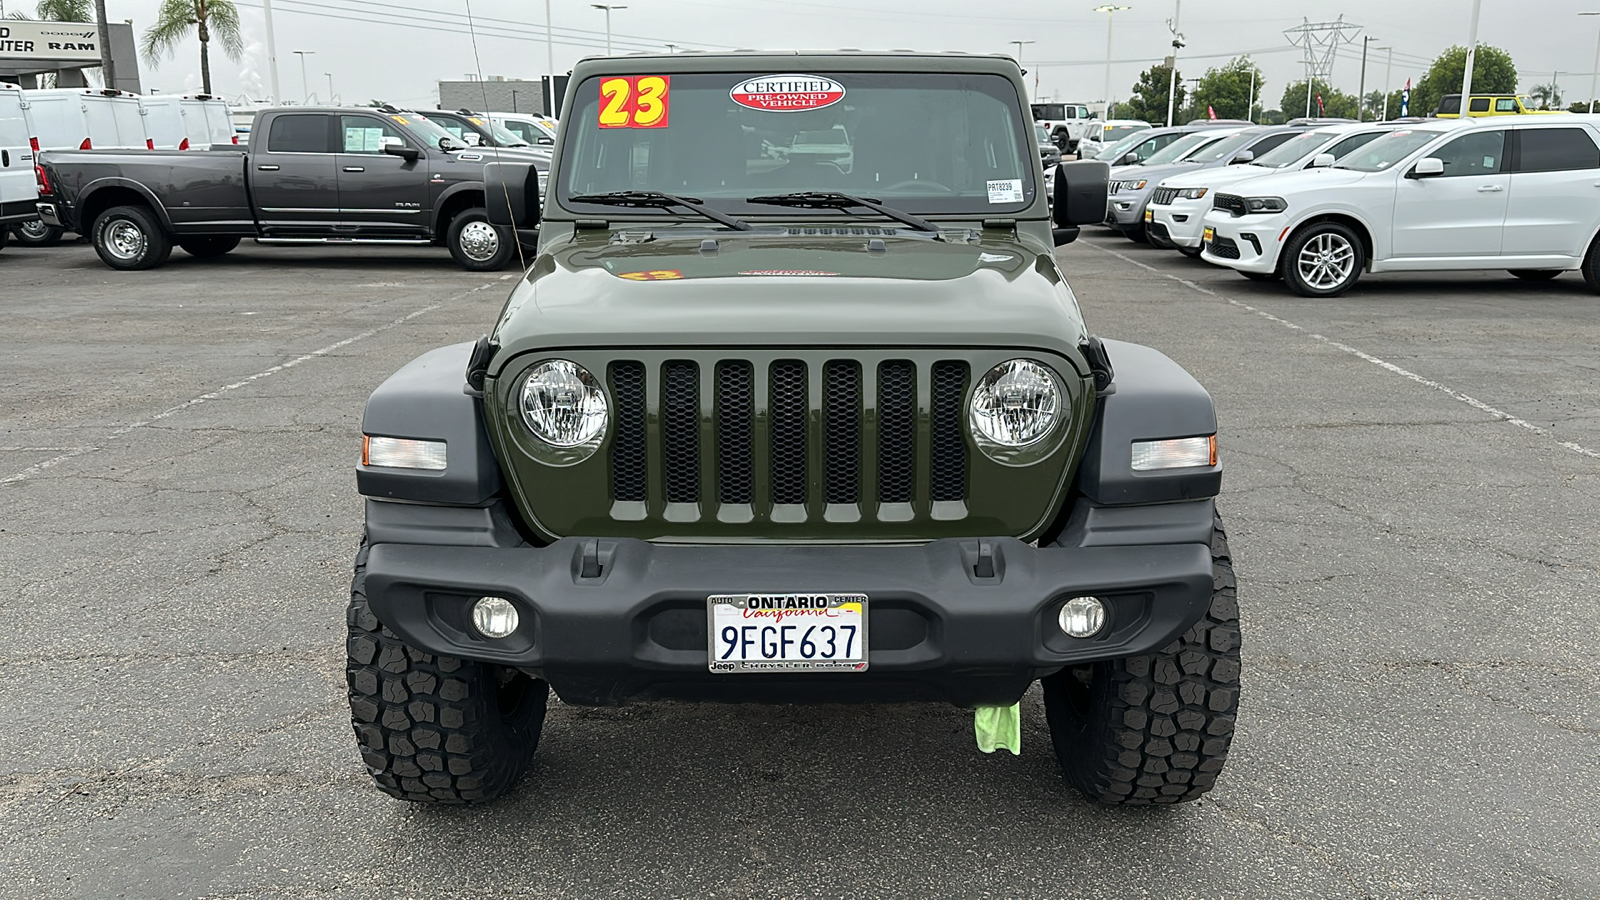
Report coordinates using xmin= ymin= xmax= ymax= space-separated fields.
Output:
xmin=708 ymin=594 xmax=868 ymax=673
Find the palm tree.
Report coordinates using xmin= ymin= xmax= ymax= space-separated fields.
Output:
xmin=1527 ymin=82 xmax=1562 ymax=110
xmin=140 ymin=0 xmax=244 ymax=96
xmin=36 ymin=0 xmax=91 ymax=19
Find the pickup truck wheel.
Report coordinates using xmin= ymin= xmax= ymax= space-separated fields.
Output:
xmin=1283 ymin=222 xmax=1363 ymax=297
xmin=13 ymin=219 xmax=65 ymax=246
xmin=1507 ymin=270 xmax=1560 ymax=282
xmin=448 ymin=208 xmax=514 ymax=271
xmin=92 ymin=205 xmax=172 ymax=271
xmin=347 ymin=541 xmax=548 ymax=804
xmin=178 ymin=236 xmax=241 ymax=258
xmin=1043 ymin=512 xmax=1239 ymax=805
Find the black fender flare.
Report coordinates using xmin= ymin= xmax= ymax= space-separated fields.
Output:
xmin=431 ymin=181 xmax=487 ymax=234
xmin=78 ymin=176 xmax=175 ymax=232
xmin=1073 ymin=339 xmax=1222 ymax=505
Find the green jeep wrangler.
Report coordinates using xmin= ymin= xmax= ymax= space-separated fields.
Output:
xmin=347 ymin=52 xmax=1239 ymax=806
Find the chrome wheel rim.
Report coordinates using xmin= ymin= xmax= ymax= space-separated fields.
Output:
xmin=1297 ymin=232 xmax=1354 ymax=290
xmin=18 ymin=219 xmax=49 ymax=240
xmin=104 ymin=220 xmax=146 ymax=261
xmin=458 ymin=221 xmax=500 ymax=262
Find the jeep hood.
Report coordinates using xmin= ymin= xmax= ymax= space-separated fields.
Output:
xmin=489 ymin=231 xmax=1088 ymax=370
xmin=1219 ymin=165 xmax=1371 ymax=196
xmin=1160 ymin=164 xmax=1285 ymax=191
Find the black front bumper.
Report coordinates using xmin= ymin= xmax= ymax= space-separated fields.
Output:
xmin=362 ymin=498 xmax=1216 ymax=708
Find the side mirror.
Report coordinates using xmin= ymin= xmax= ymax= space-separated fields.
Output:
xmin=537 ymin=135 xmax=554 ymax=145
xmin=462 ymin=132 xmax=482 ymax=146
xmin=1118 ymin=152 xmax=1139 ymax=166
xmin=1408 ymin=157 xmax=1444 ymax=178
xmin=1229 ymin=150 xmax=1254 ymax=164
xmin=1052 ymin=159 xmax=1111 ymax=245
xmin=485 ymin=160 xmax=541 ymax=230
xmin=383 ymin=141 xmax=420 ymax=162
xmin=1308 ymin=153 xmax=1335 ymax=168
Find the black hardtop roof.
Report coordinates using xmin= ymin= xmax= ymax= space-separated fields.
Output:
xmin=569 ymin=50 xmax=1022 ymax=78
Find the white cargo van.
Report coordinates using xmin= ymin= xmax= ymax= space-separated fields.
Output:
xmin=181 ymin=94 xmax=236 ymax=148
xmin=0 ymin=82 xmax=40 ymax=249
xmin=24 ymin=88 xmax=147 ymax=151
xmin=138 ymin=94 xmax=186 ymax=149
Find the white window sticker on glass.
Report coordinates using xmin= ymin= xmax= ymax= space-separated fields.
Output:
xmin=987 ymin=178 xmax=1024 ymax=203
xmin=344 ymin=126 xmax=385 ymax=153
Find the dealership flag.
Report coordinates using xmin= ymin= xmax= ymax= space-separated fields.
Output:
xmin=1207 ymin=105 xmax=1217 ymax=120
xmin=1402 ymin=78 xmax=1411 ymax=116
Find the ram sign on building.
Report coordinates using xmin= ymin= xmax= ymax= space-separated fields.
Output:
xmin=0 ymin=20 xmax=141 ymax=92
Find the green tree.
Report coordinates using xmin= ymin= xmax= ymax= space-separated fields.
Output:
xmin=1361 ymin=90 xmax=1386 ymax=120
xmin=1123 ymin=64 xmax=1186 ymax=126
xmin=140 ymin=0 xmax=244 ymax=96
xmin=34 ymin=0 xmax=91 ymax=19
xmin=1189 ymin=57 xmax=1264 ymax=121
xmin=1410 ymin=44 xmax=1517 ymax=116
xmin=1260 ymin=108 xmax=1286 ymax=125
xmin=1279 ymin=80 xmax=1360 ymax=119
xmin=1526 ymin=81 xmax=1561 ymax=110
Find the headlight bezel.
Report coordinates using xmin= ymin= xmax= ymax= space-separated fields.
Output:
xmin=1242 ymin=196 xmax=1288 ymax=214
xmin=1176 ymin=187 xmax=1209 ymax=200
xmin=1111 ymin=179 xmax=1148 ymax=193
xmin=517 ymin=358 xmax=609 ymax=465
xmin=968 ymin=359 xmax=1071 ymax=466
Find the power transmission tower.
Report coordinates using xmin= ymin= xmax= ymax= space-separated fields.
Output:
xmin=1284 ymin=17 xmax=1362 ymax=118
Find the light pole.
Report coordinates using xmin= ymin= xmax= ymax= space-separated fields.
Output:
xmin=592 ymin=4 xmax=628 ymax=56
xmin=1357 ymin=35 xmax=1376 ymax=121
xmin=1164 ymin=0 xmax=1183 ymax=127
xmin=1460 ymin=0 xmax=1483 ymax=113
xmin=1246 ymin=59 xmax=1256 ymax=122
xmin=666 ymin=43 xmax=678 ymax=54
xmin=1378 ymin=46 xmax=1393 ymax=120
xmin=325 ymin=72 xmax=335 ymax=105
xmin=1094 ymin=5 xmax=1131 ymax=118
xmin=1010 ymin=40 xmax=1036 ymax=100
xmin=293 ymin=50 xmax=314 ymax=105
xmin=263 ymin=0 xmax=281 ymax=102
xmin=1584 ymin=13 xmax=1600 ymax=113
xmin=545 ymin=0 xmax=554 ymax=82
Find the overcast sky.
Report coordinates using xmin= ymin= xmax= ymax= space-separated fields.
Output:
xmin=83 ymin=0 xmax=1600 ymax=110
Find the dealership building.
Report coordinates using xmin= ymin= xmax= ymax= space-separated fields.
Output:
xmin=0 ymin=20 xmax=141 ymax=92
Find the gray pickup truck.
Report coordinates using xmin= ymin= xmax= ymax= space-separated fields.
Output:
xmin=35 ymin=106 xmax=544 ymax=271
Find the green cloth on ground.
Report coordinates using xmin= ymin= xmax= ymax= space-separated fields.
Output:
xmin=974 ymin=703 xmax=1021 ymax=755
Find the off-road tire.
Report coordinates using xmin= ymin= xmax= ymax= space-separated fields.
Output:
xmin=1043 ymin=512 xmax=1240 ymax=805
xmin=1282 ymin=221 xmax=1364 ymax=297
xmin=178 ymin=235 xmax=241 ymax=258
xmin=347 ymin=541 xmax=548 ymax=804
xmin=91 ymin=204 xmax=172 ymax=271
xmin=447 ymin=207 xmax=515 ymax=271
xmin=13 ymin=219 xmax=65 ymax=246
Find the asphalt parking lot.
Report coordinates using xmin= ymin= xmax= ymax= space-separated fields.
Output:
xmin=2 ymin=233 xmax=1597 ymax=899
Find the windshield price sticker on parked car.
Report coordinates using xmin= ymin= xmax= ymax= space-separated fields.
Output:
xmin=729 ymin=74 xmax=846 ymax=112
xmin=598 ymin=75 xmax=671 ymax=129
xmin=708 ymin=594 xmax=868 ymax=673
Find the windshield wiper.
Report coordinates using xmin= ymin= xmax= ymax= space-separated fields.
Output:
xmin=745 ymin=192 xmax=939 ymax=234
xmin=566 ymin=190 xmax=751 ymax=231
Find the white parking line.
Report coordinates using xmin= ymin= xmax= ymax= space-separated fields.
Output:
xmin=1 ymin=280 xmax=504 ymax=487
xmin=1082 ymin=242 xmax=1600 ymax=461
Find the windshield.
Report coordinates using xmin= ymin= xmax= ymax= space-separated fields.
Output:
xmin=1099 ymin=124 xmax=1148 ymax=143
xmin=1035 ymin=123 xmax=1050 ymax=144
xmin=403 ymin=113 xmax=467 ymax=150
xmin=470 ymin=114 xmax=530 ymax=146
xmin=560 ymin=71 xmax=1035 ymax=216
xmin=1100 ymin=131 xmax=1153 ymax=160
xmin=1187 ymin=131 xmax=1257 ymax=163
xmin=1032 ymin=103 xmax=1066 ymax=120
xmin=1251 ymin=130 xmax=1333 ymax=168
xmin=1143 ymin=132 xmax=1215 ymax=166
xmin=1331 ymin=129 xmax=1442 ymax=172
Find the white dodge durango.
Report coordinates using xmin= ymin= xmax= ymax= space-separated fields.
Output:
xmin=1199 ymin=116 xmax=1600 ymax=296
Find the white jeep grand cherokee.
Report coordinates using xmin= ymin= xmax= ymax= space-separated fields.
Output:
xmin=1199 ymin=116 xmax=1600 ymax=297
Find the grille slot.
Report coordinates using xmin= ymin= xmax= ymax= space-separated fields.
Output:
xmin=609 ymin=362 xmax=647 ymax=503
xmin=823 ymin=360 xmax=862 ymax=504
xmin=769 ymin=360 xmax=808 ymax=505
xmin=930 ymin=361 xmax=968 ymax=502
xmin=1213 ymin=193 xmax=1247 ymax=216
xmin=662 ymin=361 xmax=699 ymax=504
xmin=716 ymin=361 xmax=754 ymax=504
xmin=877 ymin=360 xmax=915 ymax=504
xmin=1151 ymin=186 xmax=1178 ymax=205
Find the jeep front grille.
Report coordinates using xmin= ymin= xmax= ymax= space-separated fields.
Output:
xmin=1150 ymin=186 xmax=1178 ymax=205
xmin=609 ymin=357 xmax=969 ymax=516
xmin=1213 ymin=193 xmax=1247 ymax=216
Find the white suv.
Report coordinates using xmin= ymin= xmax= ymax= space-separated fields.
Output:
xmin=1200 ymin=117 xmax=1600 ymax=296
xmin=1147 ymin=123 xmax=1393 ymax=257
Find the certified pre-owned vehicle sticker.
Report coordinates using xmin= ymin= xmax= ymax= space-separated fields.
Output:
xmin=987 ymin=179 xmax=1024 ymax=203
xmin=598 ymin=75 xmax=671 ymax=129
xmin=730 ymin=74 xmax=846 ymax=112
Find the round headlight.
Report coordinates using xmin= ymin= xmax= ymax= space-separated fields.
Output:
xmin=970 ymin=359 xmax=1063 ymax=448
xmin=519 ymin=359 xmax=608 ymax=449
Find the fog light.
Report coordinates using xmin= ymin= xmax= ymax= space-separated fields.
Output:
xmin=1058 ymin=596 xmax=1106 ymax=638
xmin=471 ymin=596 xmax=519 ymax=639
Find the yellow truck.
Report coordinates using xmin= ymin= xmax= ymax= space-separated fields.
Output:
xmin=1434 ymin=94 xmax=1570 ymax=117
